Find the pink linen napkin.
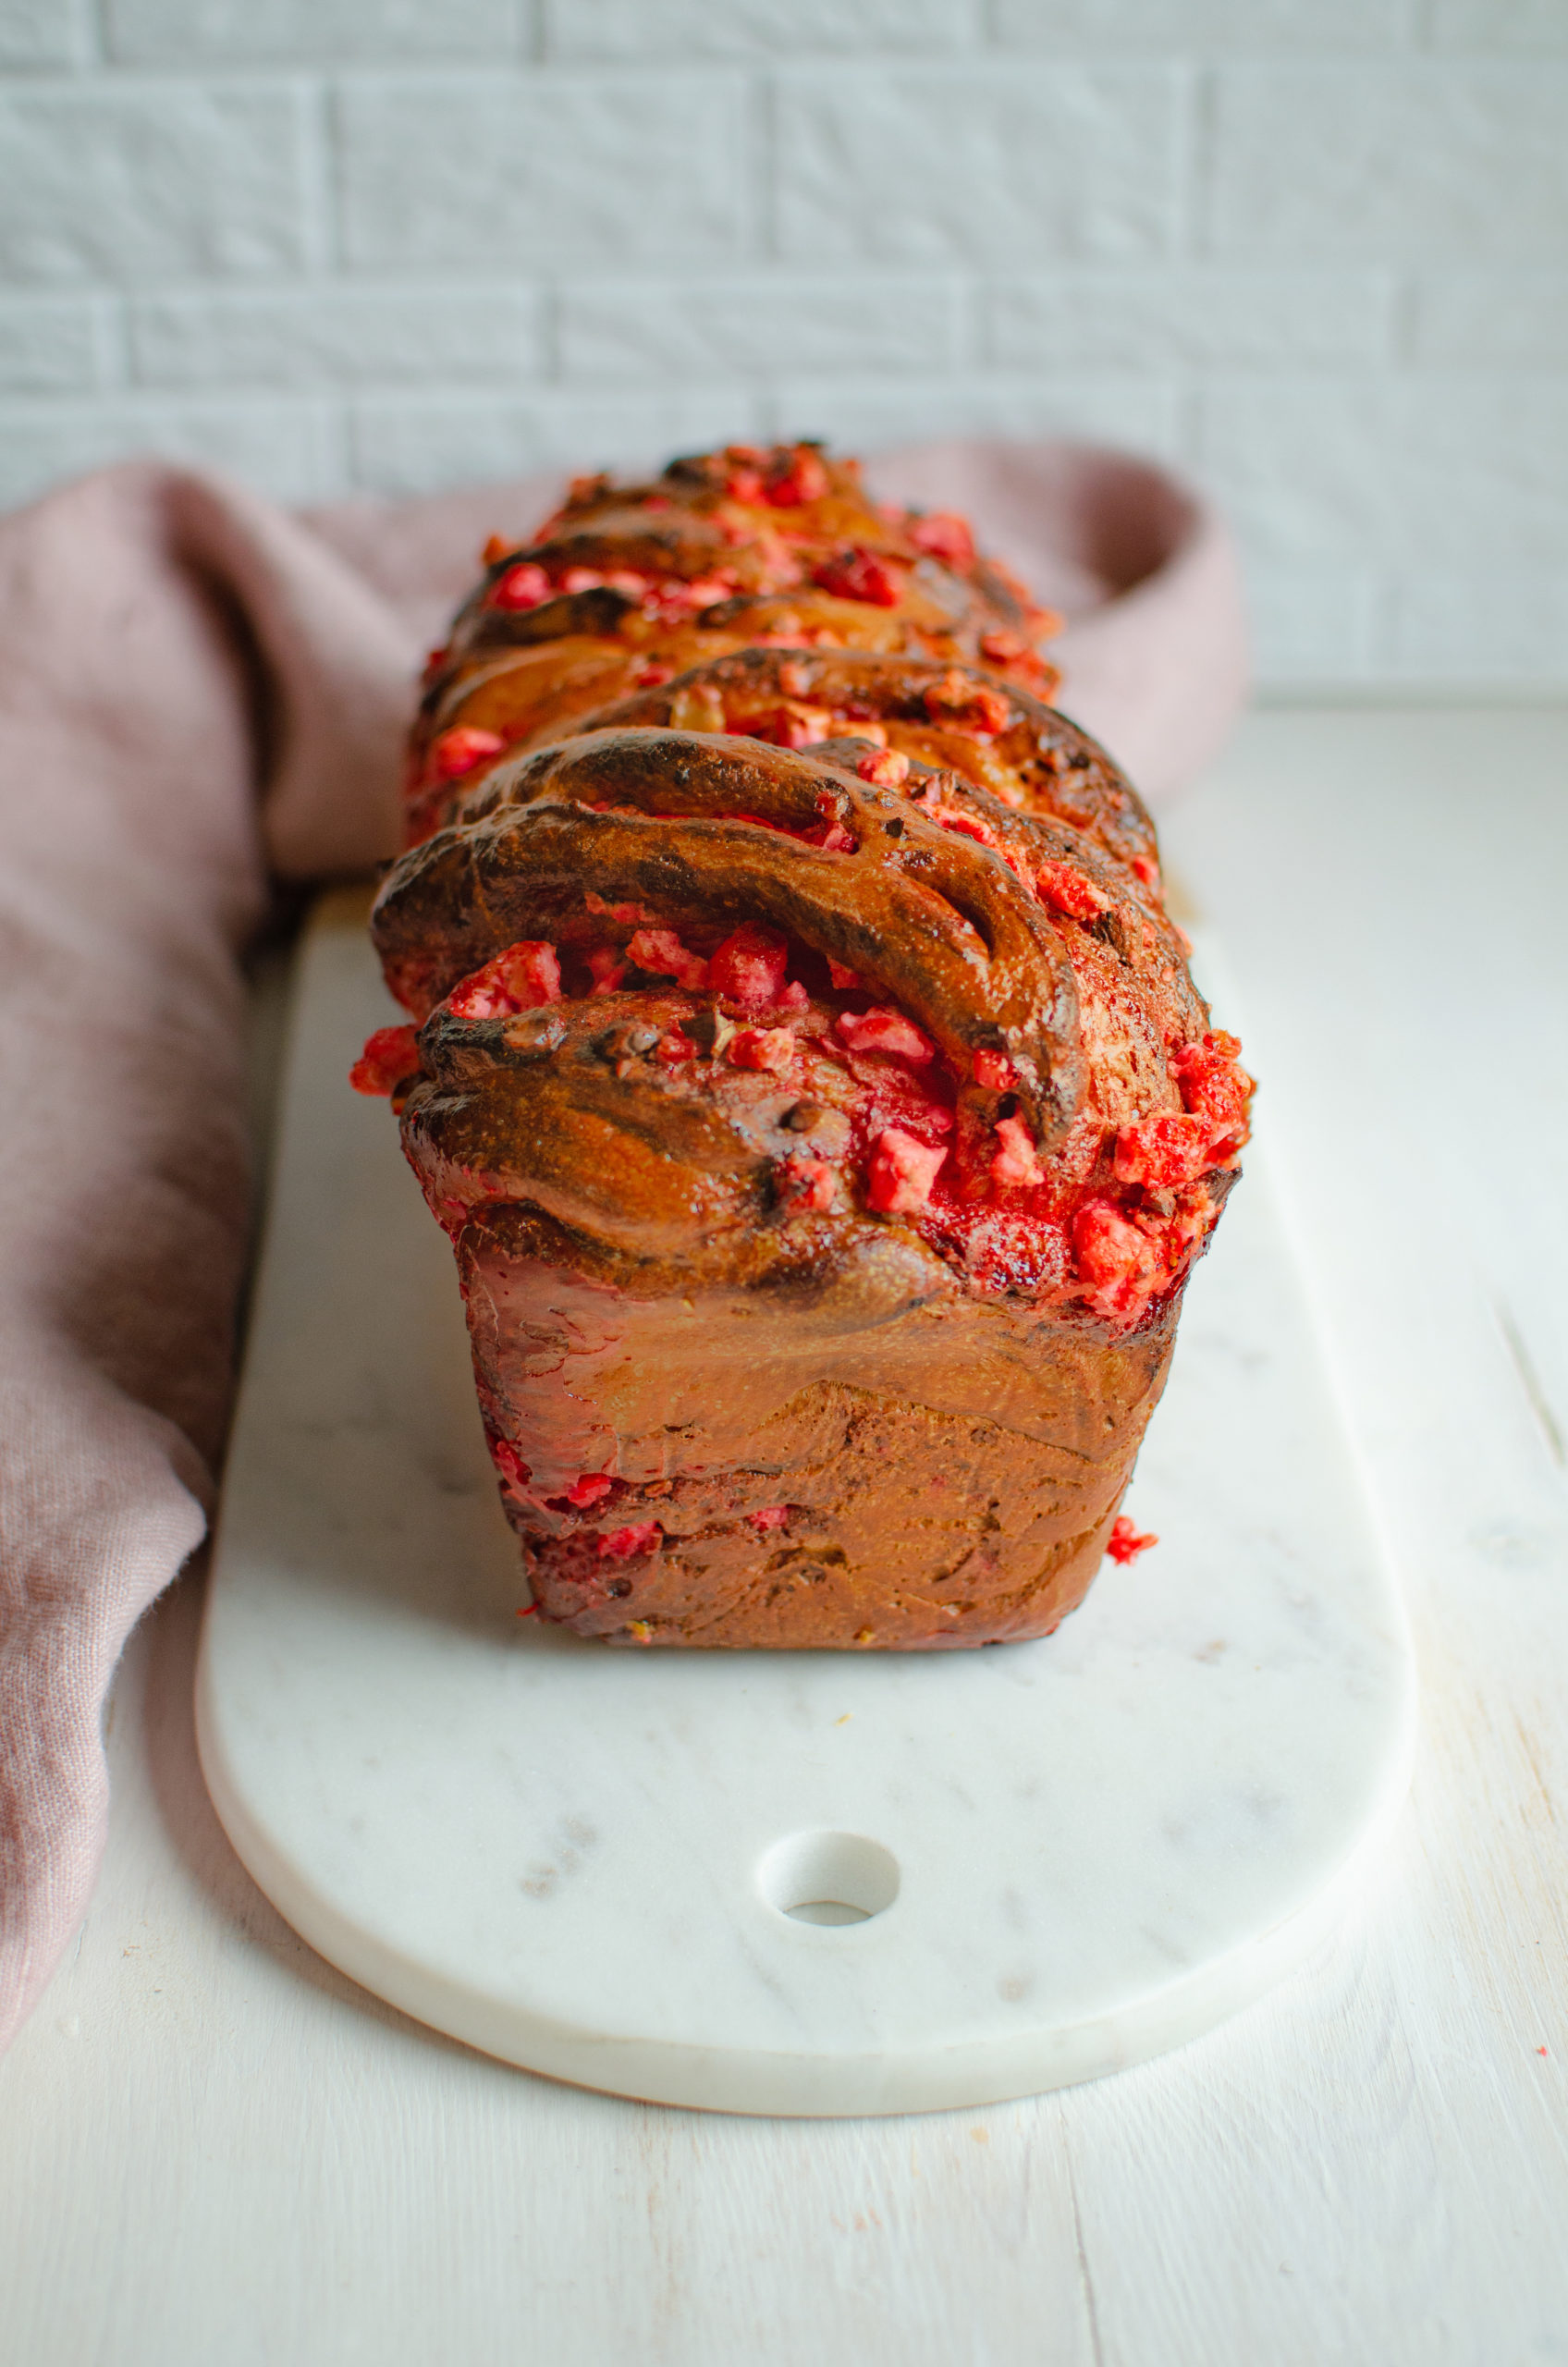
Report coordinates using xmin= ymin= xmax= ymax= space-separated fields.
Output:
xmin=0 ymin=439 xmax=1246 ymax=2051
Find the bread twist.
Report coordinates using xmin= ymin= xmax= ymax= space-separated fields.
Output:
xmin=354 ymin=442 xmax=1252 ymax=1650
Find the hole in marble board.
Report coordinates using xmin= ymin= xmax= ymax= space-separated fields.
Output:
xmin=757 ymin=1830 xmax=900 ymax=1928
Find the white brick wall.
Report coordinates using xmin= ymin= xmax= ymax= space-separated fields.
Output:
xmin=0 ymin=0 xmax=1565 ymax=688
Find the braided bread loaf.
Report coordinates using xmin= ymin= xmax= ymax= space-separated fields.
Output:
xmin=354 ymin=442 xmax=1252 ymax=1650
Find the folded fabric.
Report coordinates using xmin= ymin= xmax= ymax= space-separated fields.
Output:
xmin=0 ymin=440 xmax=1246 ymax=2052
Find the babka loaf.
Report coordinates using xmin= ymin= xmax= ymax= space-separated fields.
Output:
xmin=353 ymin=442 xmax=1252 ymax=1649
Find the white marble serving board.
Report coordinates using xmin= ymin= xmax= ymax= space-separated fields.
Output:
xmin=198 ymin=889 xmax=1415 ymax=2118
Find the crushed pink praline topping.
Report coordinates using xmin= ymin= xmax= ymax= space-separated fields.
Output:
xmin=446 ymin=940 xmax=561 ymax=1020
xmin=777 ymin=1154 xmax=835 ymax=1210
xmin=1071 ymin=1197 xmax=1162 ymax=1320
xmin=595 ymin=1521 xmax=661 ymax=1560
xmin=709 ymin=922 xmax=790 ymax=1008
xmin=431 ymin=725 xmax=505 ymax=782
xmin=923 ymin=671 xmax=1011 ymax=736
xmin=1171 ymin=1031 xmax=1253 ymax=1132
xmin=836 ymin=1007 xmax=934 ymax=1064
xmin=931 ymin=805 xmax=995 ymax=847
xmin=488 ymin=562 xmax=551 ymax=611
xmin=1106 ymin=1515 xmax=1158 ymax=1564
xmin=487 ymin=1436 xmax=531 ymax=1490
xmin=866 ymin=1128 xmax=948 ymax=1215
xmin=905 ymin=509 xmax=974 ymax=566
xmin=757 ymin=448 xmax=828 ymax=508
xmin=349 ymin=1024 xmax=421 ymax=1097
xmin=812 ymin=546 xmax=900 ymax=607
xmin=564 ymin=1473 xmax=615 ymax=1509
xmin=627 ymin=926 xmax=709 ymax=989
xmin=587 ymin=948 xmax=628 ymax=994
xmin=1113 ymin=1110 xmax=1219 ymax=1191
xmin=728 ymin=1024 xmax=796 ymax=1073
xmin=991 ymin=1114 xmax=1044 ymax=1190
xmin=1035 ymin=859 xmax=1109 ymax=921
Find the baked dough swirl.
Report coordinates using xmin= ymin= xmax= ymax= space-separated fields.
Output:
xmin=357 ymin=442 xmax=1252 ymax=1649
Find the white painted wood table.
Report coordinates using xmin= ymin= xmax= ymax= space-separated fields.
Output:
xmin=3 ymin=703 xmax=1566 ymax=2366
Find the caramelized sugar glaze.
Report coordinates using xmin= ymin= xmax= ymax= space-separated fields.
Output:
xmin=356 ymin=445 xmax=1252 ymax=1648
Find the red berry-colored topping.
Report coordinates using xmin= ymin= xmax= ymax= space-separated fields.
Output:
xmin=906 ymin=509 xmax=975 ymax=566
xmin=633 ymin=661 xmax=674 ymax=688
xmin=923 ymin=672 xmax=1012 ymax=735
xmin=595 ymin=1521 xmax=661 ymax=1560
xmin=1170 ymin=1031 xmax=1253 ymax=1134
xmin=690 ymin=571 xmax=742 ymax=606
xmin=587 ymin=948 xmax=629 ymax=995
xmin=1035 ymin=859 xmax=1109 ymax=921
xmin=794 ymin=790 xmax=856 ymax=852
xmin=584 ymin=892 xmax=652 ymax=924
xmin=646 ymin=572 xmax=737 ymax=618
xmin=777 ymin=1154 xmax=836 ymax=1210
xmin=856 ymin=746 xmax=911 ymax=787
xmin=489 ymin=562 xmax=552 ymax=611
xmin=709 ymin=922 xmax=790 ymax=1008
xmin=1111 ymin=1036 xmax=1251 ymax=1185
xmin=991 ymin=1113 xmax=1044 ymax=1190
xmin=627 ymin=926 xmax=709 ymax=989
xmin=765 ymin=448 xmax=828 ymax=507
xmin=728 ymin=1024 xmax=796 ymax=1073
xmin=564 ymin=1473 xmax=615 ymax=1509
xmin=656 ymin=1026 xmax=697 ymax=1064
xmin=1106 ymin=1515 xmax=1158 ymax=1565
xmin=760 ymin=702 xmax=835 ymax=750
xmin=349 ymin=1024 xmax=421 ymax=1097
xmin=836 ymin=1006 xmax=935 ymax=1064
xmin=931 ymin=805 xmax=996 ymax=847
xmin=446 ymin=940 xmax=562 ymax=1020
xmin=812 ymin=546 xmax=900 ymax=607
xmin=827 ymin=958 xmax=863 ymax=991
xmin=973 ymin=1048 xmax=1014 ymax=1091
xmin=1071 ymin=1197 xmax=1162 ymax=1319
xmin=487 ymin=1436 xmax=531 ymax=1491
xmin=867 ymin=1127 xmax=948 ymax=1214
xmin=1112 ymin=1111 xmax=1218 ymax=1191
xmin=431 ymin=725 xmax=506 ymax=782
xmin=809 ymin=816 xmax=857 ymax=852
xmin=749 ymin=1504 xmax=790 ymax=1529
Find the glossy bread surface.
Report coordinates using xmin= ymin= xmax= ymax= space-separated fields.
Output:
xmin=362 ymin=443 xmax=1252 ymax=1647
